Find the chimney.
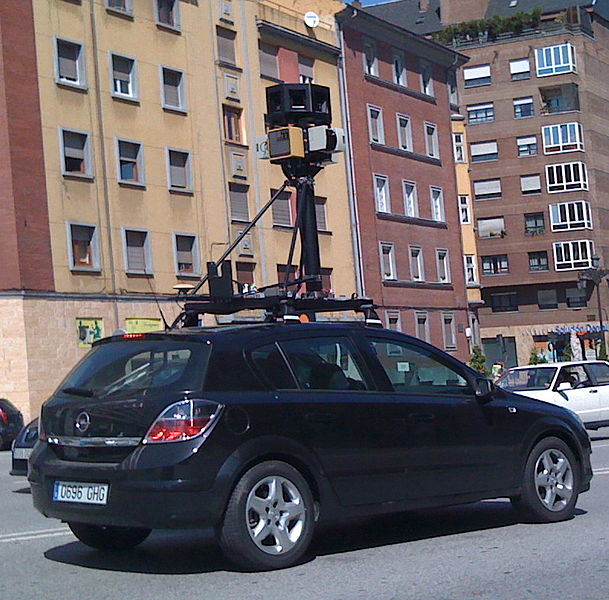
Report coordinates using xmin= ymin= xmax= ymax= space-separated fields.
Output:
xmin=419 ymin=0 xmax=430 ymax=11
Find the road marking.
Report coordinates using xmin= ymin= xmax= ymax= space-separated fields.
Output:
xmin=593 ymin=468 xmax=609 ymax=475
xmin=591 ymin=443 xmax=609 ymax=448
xmin=0 ymin=527 xmax=70 ymax=544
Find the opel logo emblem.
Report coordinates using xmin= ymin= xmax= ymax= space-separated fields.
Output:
xmin=75 ymin=412 xmax=91 ymax=434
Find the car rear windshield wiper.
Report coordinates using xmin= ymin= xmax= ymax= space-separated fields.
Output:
xmin=61 ymin=387 xmax=96 ymax=397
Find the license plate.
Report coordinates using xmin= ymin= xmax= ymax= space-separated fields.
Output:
xmin=53 ymin=481 xmax=109 ymax=505
xmin=13 ymin=448 xmax=33 ymax=460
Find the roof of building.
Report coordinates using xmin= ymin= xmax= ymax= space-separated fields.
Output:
xmin=484 ymin=0 xmax=593 ymax=18
xmin=363 ymin=0 xmax=444 ymax=35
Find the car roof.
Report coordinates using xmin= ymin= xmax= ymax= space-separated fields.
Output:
xmin=508 ymin=360 xmax=609 ymax=370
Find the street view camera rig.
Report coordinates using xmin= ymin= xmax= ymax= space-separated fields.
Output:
xmin=172 ymin=83 xmax=380 ymax=328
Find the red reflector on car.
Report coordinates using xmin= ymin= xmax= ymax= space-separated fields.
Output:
xmin=123 ymin=333 xmax=146 ymax=339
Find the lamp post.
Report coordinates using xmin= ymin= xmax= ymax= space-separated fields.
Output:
xmin=577 ymin=255 xmax=609 ymax=359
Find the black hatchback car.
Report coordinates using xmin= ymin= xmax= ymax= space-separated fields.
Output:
xmin=30 ymin=324 xmax=592 ymax=570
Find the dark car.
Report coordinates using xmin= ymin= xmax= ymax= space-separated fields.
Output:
xmin=10 ymin=419 xmax=39 ymax=476
xmin=0 ymin=398 xmax=24 ymax=450
xmin=29 ymin=324 xmax=592 ymax=570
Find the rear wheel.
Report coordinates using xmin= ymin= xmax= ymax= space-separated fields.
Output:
xmin=218 ymin=461 xmax=315 ymax=570
xmin=68 ymin=522 xmax=151 ymax=551
xmin=511 ymin=436 xmax=580 ymax=523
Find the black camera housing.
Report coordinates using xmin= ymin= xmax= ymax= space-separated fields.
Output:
xmin=266 ymin=83 xmax=331 ymax=127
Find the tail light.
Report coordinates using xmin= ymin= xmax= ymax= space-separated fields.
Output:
xmin=0 ymin=408 xmax=8 ymax=425
xmin=143 ymin=399 xmax=222 ymax=444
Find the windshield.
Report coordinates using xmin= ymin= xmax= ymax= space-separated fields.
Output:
xmin=57 ymin=339 xmax=210 ymax=396
xmin=496 ymin=367 xmax=557 ymax=391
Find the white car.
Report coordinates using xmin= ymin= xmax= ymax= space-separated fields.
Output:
xmin=496 ymin=360 xmax=609 ymax=429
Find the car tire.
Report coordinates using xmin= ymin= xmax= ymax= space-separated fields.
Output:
xmin=511 ymin=436 xmax=580 ymax=523
xmin=68 ymin=522 xmax=151 ymax=551
xmin=218 ymin=461 xmax=315 ymax=571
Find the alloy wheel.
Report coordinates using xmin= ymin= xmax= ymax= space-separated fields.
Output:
xmin=534 ymin=448 xmax=574 ymax=512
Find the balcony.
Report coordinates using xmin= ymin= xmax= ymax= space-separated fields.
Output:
xmin=540 ymin=83 xmax=580 ymax=115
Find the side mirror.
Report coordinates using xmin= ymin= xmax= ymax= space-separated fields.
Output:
xmin=474 ymin=377 xmax=494 ymax=401
xmin=556 ymin=382 xmax=572 ymax=391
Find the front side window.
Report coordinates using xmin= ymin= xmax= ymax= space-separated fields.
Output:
xmin=367 ymin=105 xmax=384 ymax=144
xmin=167 ymin=148 xmax=192 ymax=191
xmin=424 ymin=122 xmax=439 ymax=158
xmin=546 ymin=162 xmax=588 ymax=193
xmin=162 ymin=67 xmax=186 ymax=111
xmin=514 ymin=97 xmax=534 ymax=118
xmin=280 ymin=337 xmax=371 ymax=391
xmin=528 ymin=251 xmax=549 ymax=272
xmin=174 ymin=233 xmax=199 ymax=276
xmin=61 ymin=129 xmax=92 ymax=177
xmin=542 ymin=123 xmax=584 ymax=154
xmin=124 ymin=229 xmax=152 ymax=274
xmin=56 ymin=38 xmax=86 ymax=88
xmin=68 ymin=223 xmax=100 ymax=270
xmin=117 ymin=139 xmax=144 ymax=184
xmin=156 ymin=0 xmax=180 ymax=29
xmin=467 ymin=102 xmax=494 ymax=124
xmin=410 ymin=246 xmax=424 ymax=282
xmin=550 ymin=200 xmax=592 ymax=231
xmin=250 ymin=343 xmax=296 ymax=390
xmin=374 ymin=174 xmax=390 ymax=213
xmin=536 ymin=43 xmax=576 ymax=76
xmin=553 ymin=240 xmax=594 ymax=270
xmin=111 ymin=53 xmax=137 ymax=100
xmin=369 ymin=337 xmax=469 ymax=394
xmin=403 ymin=181 xmax=418 ymax=217
xmin=380 ymin=242 xmax=396 ymax=280
xmin=482 ymin=254 xmax=509 ymax=275
xmin=430 ymin=186 xmax=444 ymax=221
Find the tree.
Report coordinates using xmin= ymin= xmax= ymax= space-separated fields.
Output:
xmin=469 ymin=345 xmax=489 ymax=374
xmin=529 ymin=349 xmax=548 ymax=365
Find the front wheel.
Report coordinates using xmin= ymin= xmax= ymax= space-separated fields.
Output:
xmin=511 ymin=436 xmax=580 ymax=523
xmin=68 ymin=522 xmax=151 ymax=551
xmin=218 ymin=461 xmax=315 ymax=570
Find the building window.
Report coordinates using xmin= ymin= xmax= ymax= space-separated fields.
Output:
xmin=546 ymin=162 xmax=588 ymax=193
xmin=259 ymin=43 xmax=278 ymax=79
xmin=550 ymin=201 xmax=592 ymax=231
xmin=367 ymin=105 xmax=384 ymax=144
xmin=420 ymin=61 xmax=433 ymax=96
xmin=436 ymin=249 xmax=450 ymax=283
xmin=167 ymin=148 xmax=192 ymax=191
xmin=553 ymin=240 xmax=594 ymax=271
xmin=415 ymin=311 xmax=430 ymax=342
xmin=430 ymin=186 xmax=444 ymax=221
xmin=393 ymin=51 xmax=406 ymax=86
xmin=397 ymin=114 xmax=412 ymax=151
xmin=470 ymin=140 xmax=498 ymax=162
xmin=403 ymin=181 xmax=418 ymax=217
xmin=536 ymin=43 xmax=576 ymax=77
xmin=513 ymin=97 xmax=534 ymax=118
xmin=410 ymin=246 xmax=424 ymax=282
xmin=542 ymin=123 xmax=584 ymax=154
xmin=235 ymin=262 xmax=255 ymax=290
xmin=217 ymin=27 xmax=236 ymax=65
xmin=482 ymin=254 xmax=509 ymax=275
xmin=566 ymin=287 xmax=587 ymax=308
xmin=463 ymin=64 xmax=491 ymax=87
xmin=528 ymin=251 xmax=549 ymax=272
xmin=68 ymin=223 xmax=99 ymax=271
xmin=321 ymin=267 xmax=333 ymax=293
xmin=520 ymin=174 xmax=541 ymax=195
xmin=110 ymin=53 xmax=138 ymax=100
xmin=453 ymin=133 xmax=465 ymax=162
xmin=380 ymin=242 xmax=396 ymax=280
xmin=447 ymin=69 xmax=458 ymax=105
xmin=491 ymin=293 xmax=518 ymax=313
xmin=474 ymin=179 xmax=502 ymax=201
xmin=363 ymin=41 xmax=378 ymax=76
xmin=223 ymin=105 xmax=243 ymax=143
xmin=477 ymin=217 xmax=505 ymax=238
xmin=124 ymin=229 xmax=152 ymax=274
xmin=374 ymin=174 xmax=390 ymax=213
xmin=61 ymin=128 xmax=93 ymax=178
xmin=459 ymin=195 xmax=471 ymax=224
xmin=509 ymin=58 xmax=530 ymax=80
xmin=229 ymin=183 xmax=249 ymax=222
xmin=161 ymin=66 xmax=186 ymax=111
xmin=467 ymin=102 xmax=494 ymax=124
xmin=271 ymin=188 xmax=292 ymax=226
xmin=117 ymin=139 xmax=145 ymax=185
xmin=55 ymin=38 xmax=86 ymax=88
xmin=517 ymin=136 xmax=537 ymax=157
xmin=538 ymin=289 xmax=558 ymax=310
xmin=277 ymin=264 xmax=297 ymax=284
xmin=386 ymin=311 xmax=402 ymax=332
xmin=106 ymin=0 xmax=133 ymax=15
xmin=424 ymin=122 xmax=439 ymax=158
xmin=442 ymin=312 xmax=456 ymax=350
xmin=315 ymin=196 xmax=328 ymax=231
xmin=174 ymin=233 xmax=200 ymax=276
xmin=156 ymin=0 xmax=180 ymax=30
xmin=524 ymin=212 xmax=545 ymax=235
xmin=298 ymin=55 xmax=314 ymax=84
xmin=464 ymin=254 xmax=478 ymax=284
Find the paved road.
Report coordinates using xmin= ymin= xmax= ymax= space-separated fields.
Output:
xmin=3 ymin=435 xmax=609 ymax=600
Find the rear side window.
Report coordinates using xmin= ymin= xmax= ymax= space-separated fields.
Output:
xmin=587 ymin=363 xmax=609 ymax=385
xmin=369 ymin=337 xmax=471 ymax=396
xmin=279 ymin=336 xmax=371 ymax=391
xmin=59 ymin=339 xmax=209 ymax=394
xmin=250 ymin=343 xmax=297 ymax=390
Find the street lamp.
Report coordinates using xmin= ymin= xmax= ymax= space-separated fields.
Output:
xmin=577 ymin=255 xmax=609 ymax=358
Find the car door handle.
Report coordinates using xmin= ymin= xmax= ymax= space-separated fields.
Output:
xmin=408 ymin=413 xmax=436 ymax=423
xmin=589 ymin=389 xmax=598 ymax=393
xmin=305 ymin=413 xmax=338 ymax=424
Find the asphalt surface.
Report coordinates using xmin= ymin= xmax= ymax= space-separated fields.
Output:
xmin=2 ymin=435 xmax=609 ymax=600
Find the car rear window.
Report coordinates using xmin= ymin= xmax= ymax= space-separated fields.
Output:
xmin=58 ymin=339 xmax=209 ymax=395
